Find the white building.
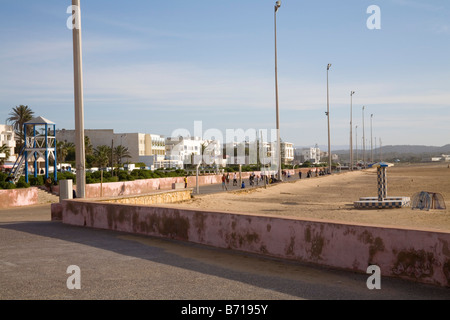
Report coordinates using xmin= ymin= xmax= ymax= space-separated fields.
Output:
xmin=281 ymin=142 xmax=294 ymax=165
xmin=300 ymin=147 xmax=321 ymax=164
xmin=0 ymin=124 xmax=16 ymax=164
xmin=56 ymin=129 xmax=165 ymax=163
xmin=165 ymin=136 xmax=222 ymax=168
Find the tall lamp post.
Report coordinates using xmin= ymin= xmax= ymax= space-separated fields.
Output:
xmin=370 ymin=114 xmax=373 ymax=163
xmin=355 ymin=125 xmax=358 ymax=168
xmin=362 ymin=106 xmax=365 ymax=168
xmin=326 ymin=63 xmax=332 ymax=174
xmin=274 ymin=0 xmax=282 ymax=181
xmin=71 ymin=0 xmax=86 ymax=198
xmin=350 ymin=91 xmax=355 ymax=170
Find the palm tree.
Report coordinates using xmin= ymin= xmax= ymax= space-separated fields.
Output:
xmin=0 ymin=144 xmax=11 ymax=165
xmin=93 ymin=145 xmax=111 ymax=168
xmin=84 ymin=136 xmax=93 ymax=156
xmin=114 ymin=145 xmax=131 ymax=166
xmin=56 ymin=141 xmax=75 ymax=163
xmin=7 ymin=105 xmax=34 ymax=152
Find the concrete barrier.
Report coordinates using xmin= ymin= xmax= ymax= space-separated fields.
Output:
xmin=55 ymin=198 xmax=450 ymax=287
xmin=37 ymin=169 xmax=319 ymax=200
xmin=0 ymin=187 xmax=39 ymax=208
xmin=172 ymin=183 xmax=185 ymax=190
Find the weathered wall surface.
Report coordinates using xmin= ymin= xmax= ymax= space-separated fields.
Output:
xmin=0 ymin=188 xmax=39 ymax=208
xmin=103 ymin=189 xmax=192 ymax=206
xmin=53 ymin=168 xmax=316 ymax=198
xmin=57 ymin=199 xmax=450 ymax=287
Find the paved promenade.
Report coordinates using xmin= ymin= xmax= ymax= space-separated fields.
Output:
xmin=1 ymin=203 xmax=450 ymax=301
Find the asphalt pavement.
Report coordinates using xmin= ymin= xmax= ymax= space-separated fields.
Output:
xmin=1 ymin=202 xmax=450 ymax=304
xmin=192 ymin=172 xmax=304 ymax=195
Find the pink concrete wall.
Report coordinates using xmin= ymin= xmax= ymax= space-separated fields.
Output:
xmin=80 ymin=169 xmax=317 ymax=198
xmin=58 ymin=199 xmax=450 ymax=287
xmin=53 ymin=168 xmax=319 ymax=199
xmin=0 ymin=188 xmax=39 ymax=208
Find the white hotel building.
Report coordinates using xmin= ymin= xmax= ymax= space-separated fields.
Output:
xmin=0 ymin=124 xmax=16 ymax=165
xmin=56 ymin=129 xmax=165 ymax=164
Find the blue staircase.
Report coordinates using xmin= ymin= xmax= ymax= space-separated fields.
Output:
xmin=8 ymin=146 xmax=26 ymax=184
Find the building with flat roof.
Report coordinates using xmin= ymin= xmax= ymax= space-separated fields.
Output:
xmin=0 ymin=124 xmax=17 ymax=165
xmin=165 ymin=136 xmax=222 ymax=168
xmin=281 ymin=142 xmax=294 ymax=165
xmin=56 ymin=129 xmax=165 ymax=164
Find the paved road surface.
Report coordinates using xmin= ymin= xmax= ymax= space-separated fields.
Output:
xmin=192 ymin=172 xmax=306 ymax=195
xmin=1 ymin=204 xmax=450 ymax=305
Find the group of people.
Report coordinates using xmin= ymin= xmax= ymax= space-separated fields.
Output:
xmin=222 ymin=172 xmax=248 ymax=190
xmin=221 ymin=171 xmax=286 ymax=190
xmin=192 ymin=168 xmax=332 ymax=192
xmin=304 ymin=168 xmax=329 ymax=178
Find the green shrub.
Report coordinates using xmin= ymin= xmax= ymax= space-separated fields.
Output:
xmin=16 ymin=177 xmax=30 ymax=189
xmin=29 ymin=175 xmax=44 ymax=186
xmin=117 ymin=171 xmax=129 ymax=181
xmin=57 ymin=171 xmax=76 ymax=183
xmin=0 ymin=172 xmax=8 ymax=182
xmin=0 ymin=181 xmax=16 ymax=189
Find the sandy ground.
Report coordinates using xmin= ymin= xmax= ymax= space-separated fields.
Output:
xmin=160 ymin=163 xmax=450 ymax=232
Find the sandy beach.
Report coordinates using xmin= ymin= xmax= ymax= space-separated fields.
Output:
xmin=160 ymin=163 xmax=450 ymax=231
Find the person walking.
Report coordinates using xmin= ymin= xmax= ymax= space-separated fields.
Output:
xmin=222 ymin=174 xmax=228 ymax=191
xmin=184 ymin=175 xmax=188 ymax=188
xmin=233 ymin=172 xmax=237 ymax=186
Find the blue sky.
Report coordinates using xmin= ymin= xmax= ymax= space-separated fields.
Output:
xmin=1 ymin=0 xmax=449 ymax=149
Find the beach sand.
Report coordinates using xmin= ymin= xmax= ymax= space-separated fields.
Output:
xmin=160 ymin=163 xmax=450 ymax=231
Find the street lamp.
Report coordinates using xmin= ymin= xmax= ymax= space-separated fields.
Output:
xmin=274 ymin=0 xmax=282 ymax=181
xmin=374 ymin=136 xmax=377 ymax=162
xmin=362 ymin=106 xmax=365 ymax=168
xmin=71 ymin=0 xmax=86 ymax=198
xmin=355 ymin=125 xmax=358 ymax=168
xmin=370 ymin=114 xmax=373 ymax=163
xmin=350 ymin=91 xmax=355 ymax=170
xmin=326 ymin=63 xmax=332 ymax=174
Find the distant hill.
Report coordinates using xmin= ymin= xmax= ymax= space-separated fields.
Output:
xmin=296 ymin=144 xmax=450 ymax=154
xmin=332 ymin=144 xmax=450 ymax=162
xmin=375 ymin=144 xmax=450 ymax=154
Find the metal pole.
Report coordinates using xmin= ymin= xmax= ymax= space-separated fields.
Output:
xmin=374 ymin=136 xmax=377 ymax=162
xmin=362 ymin=106 xmax=365 ymax=169
xmin=355 ymin=125 xmax=358 ymax=168
xmin=274 ymin=1 xmax=282 ymax=182
xmin=72 ymin=0 xmax=86 ymax=198
xmin=370 ymin=114 xmax=373 ymax=163
xmin=261 ymin=131 xmax=266 ymax=189
xmin=350 ymin=91 xmax=355 ymax=171
xmin=379 ymin=138 xmax=382 ymax=161
xmin=327 ymin=64 xmax=332 ymax=174
xmin=196 ymin=162 xmax=200 ymax=194
xmin=111 ymin=139 xmax=114 ymax=176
